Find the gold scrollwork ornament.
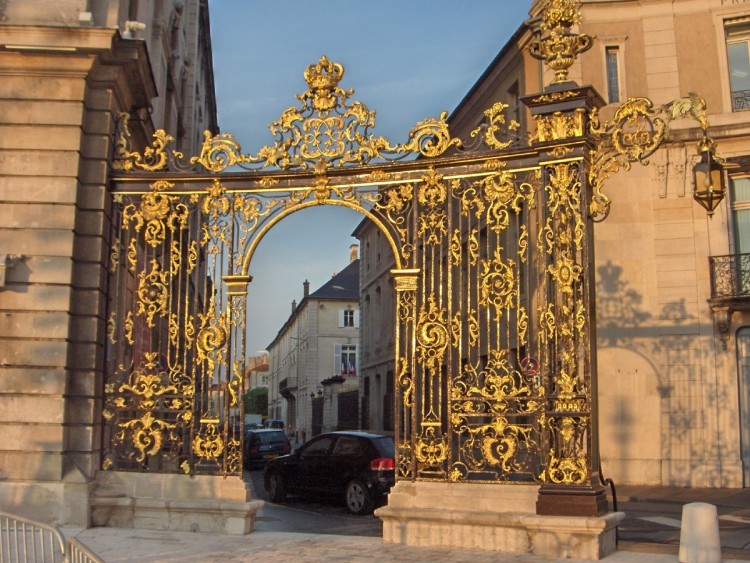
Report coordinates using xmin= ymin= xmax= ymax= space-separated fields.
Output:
xmin=415 ymin=424 xmax=448 ymax=467
xmin=192 ymin=423 xmax=225 ymax=461
xmin=415 ymin=296 xmax=449 ymax=374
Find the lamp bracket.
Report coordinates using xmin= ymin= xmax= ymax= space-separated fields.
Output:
xmin=0 ymin=254 xmax=22 ymax=288
xmin=710 ymin=304 xmax=732 ymax=351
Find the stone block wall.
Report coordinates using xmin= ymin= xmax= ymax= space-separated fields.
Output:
xmin=0 ymin=25 xmax=156 ymax=526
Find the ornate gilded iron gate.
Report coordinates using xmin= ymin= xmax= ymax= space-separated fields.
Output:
xmin=104 ymin=43 xmax=714 ymax=520
xmin=104 ymin=55 xmax=568 ymax=480
xmin=105 ymin=49 xmax=605 ymax=497
xmin=102 ymin=1 xmax=726 ymax=525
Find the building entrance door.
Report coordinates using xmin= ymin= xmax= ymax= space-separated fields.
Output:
xmin=737 ymin=328 xmax=750 ymax=485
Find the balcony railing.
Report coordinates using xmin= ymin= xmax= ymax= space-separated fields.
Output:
xmin=732 ymin=89 xmax=750 ymax=112
xmin=709 ymin=253 xmax=750 ymax=300
xmin=279 ymin=377 xmax=297 ymax=396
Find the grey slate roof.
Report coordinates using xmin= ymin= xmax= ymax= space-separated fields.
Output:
xmin=310 ymin=259 xmax=359 ymax=300
xmin=266 ymin=259 xmax=360 ymax=349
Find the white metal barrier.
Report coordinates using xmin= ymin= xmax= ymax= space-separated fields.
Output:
xmin=0 ymin=512 xmax=102 ymax=563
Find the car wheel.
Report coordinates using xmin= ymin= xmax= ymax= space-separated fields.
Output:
xmin=266 ymin=471 xmax=287 ymax=503
xmin=345 ymin=479 xmax=373 ymax=515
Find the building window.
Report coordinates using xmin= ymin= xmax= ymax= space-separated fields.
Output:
xmin=507 ymin=81 xmax=521 ymax=127
xmin=727 ymin=21 xmax=750 ymax=111
xmin=731 ymin=177 xmax=750 ymax=254
xmin=334 ymin=344 xmax=357 ymax=376
xmin=339 ymin=308 xmax=359 ymax=328
xmin=605 ymin=46 xmax=621 ymax=104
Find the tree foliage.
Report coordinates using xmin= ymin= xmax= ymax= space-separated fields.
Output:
xmin=245 ymin=387 xmax=268 ymax=416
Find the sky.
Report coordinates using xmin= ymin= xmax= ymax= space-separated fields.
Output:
xmin=208 ymin=1 xmax=531 ymax=354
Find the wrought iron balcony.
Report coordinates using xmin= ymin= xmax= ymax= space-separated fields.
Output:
xmin=732 ymin=90 xmax=750 ymax=112
xmin=709 ymin=253 xmax=750 ymax=301
xmin=279 ymin=377 xmax=297 ymax=397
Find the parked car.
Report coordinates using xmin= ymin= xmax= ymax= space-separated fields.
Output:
xmin=262 ymin=419 xmax=285 ymax=429
xmin=244 ymin=429 xmax=291 ymax=470
xmin=263 ymin=431 xmax=395 ymax=515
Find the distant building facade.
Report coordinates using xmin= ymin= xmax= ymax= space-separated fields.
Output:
xmin=0 ymin=0 xmax=217 ymax=526
xmin=357 ymin=0 xmax=750 ymax=488
xmin=353 ymin=224 xmax=396 ymax=435
xmin=245 ymin=352 xmax=270 ymax=390
xmin=267 ymin=247 xmax=361 ymax=441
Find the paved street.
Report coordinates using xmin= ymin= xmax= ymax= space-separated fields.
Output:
xmin=246 ymin=468 xmax=383 ymax=536
xmin=616 ymin=485 xmax=750 ymax=559
xmin=241 ymin=469 xmax=750 ymax=559
xmin=62 ymin=477 xmax=750 ymax=561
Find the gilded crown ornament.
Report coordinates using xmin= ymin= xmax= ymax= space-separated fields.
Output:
xmin=300 ymin=55 xmax=348 ymax=112
xmin=529 ymin=0 xmax=593 ymax=83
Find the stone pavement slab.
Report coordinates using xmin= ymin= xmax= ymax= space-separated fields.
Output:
xmin=65 ymin=528 xmax=747 ymax=562
xmin=58 ymin=484 xmax=750 ymax=562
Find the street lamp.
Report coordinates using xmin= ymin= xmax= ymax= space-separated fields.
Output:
xmin=693 ymin=136 xmax=726 ymax=217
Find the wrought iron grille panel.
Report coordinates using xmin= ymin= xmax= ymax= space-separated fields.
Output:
xmin=709 ymin=253 xmax=750 ymax=299
xmin=386 ymin=165 xmax=548 ymax=483
xmin=732 ymin=90 xmax=750 ymax=112
xmin=103 ymin=189 xmax=247 ymax=474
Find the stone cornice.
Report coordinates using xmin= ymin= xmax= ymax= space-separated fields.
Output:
xmin=0 ymin=25 xmax=118 ymax=52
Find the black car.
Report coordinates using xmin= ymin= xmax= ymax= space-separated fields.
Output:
xmin=263 ymin=431 xmax=395 ymax=515
xmin=244 ymin=429 xmax=291 ymax=469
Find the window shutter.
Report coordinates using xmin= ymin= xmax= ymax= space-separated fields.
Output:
xmin=353 ymin=310 xmax=360 ymax=328
xmin=338 ymin=310 xmax=345 ymax=327
xmin=334 ymin=343 xmax=342 ymax=376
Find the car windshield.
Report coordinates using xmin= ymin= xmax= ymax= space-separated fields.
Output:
xmin=257 ymin=431 xmax=285 ymax=444
xmin=371 ymin=436 xmax=394 ymax=458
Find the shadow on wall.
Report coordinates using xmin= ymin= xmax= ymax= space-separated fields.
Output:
xmin=1 ymin=255 xmax=29 ymax=293
xmin=595 ymin=260 xmax=738 ymax=487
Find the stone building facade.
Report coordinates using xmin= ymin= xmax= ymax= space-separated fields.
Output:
xmin=0 ymin=0 xmax=217 ymax=526
xmin=267 ymin=249 xmax=361 ymax=443
xmin=353 ymin=222 xmax=396 ymax=435
xmin=357 ymin=0 xmax=750 ymax=488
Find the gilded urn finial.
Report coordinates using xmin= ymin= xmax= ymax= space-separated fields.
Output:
xmin=529 ymin=0 xmax=593 ymax=84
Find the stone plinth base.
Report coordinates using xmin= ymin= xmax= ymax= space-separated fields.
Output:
xmin=90 ymin=472 xmax=262 ymax=535
xmin=0 ymin=480 xmax=93 ymax=528
xmin=375 ymin=481 xmax=624 ymax=560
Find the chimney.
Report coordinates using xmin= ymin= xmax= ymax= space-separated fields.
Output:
xmin=350 ymin=244 xmax=359 ymax=263
xmin=291 ymin=299 xmax=296 ymax=314
xmin=303 ymin=279 xmax=309 ymax=297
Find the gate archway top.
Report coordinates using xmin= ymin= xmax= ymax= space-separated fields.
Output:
xmin=113 ymin=55 xmax=524 ymax=175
